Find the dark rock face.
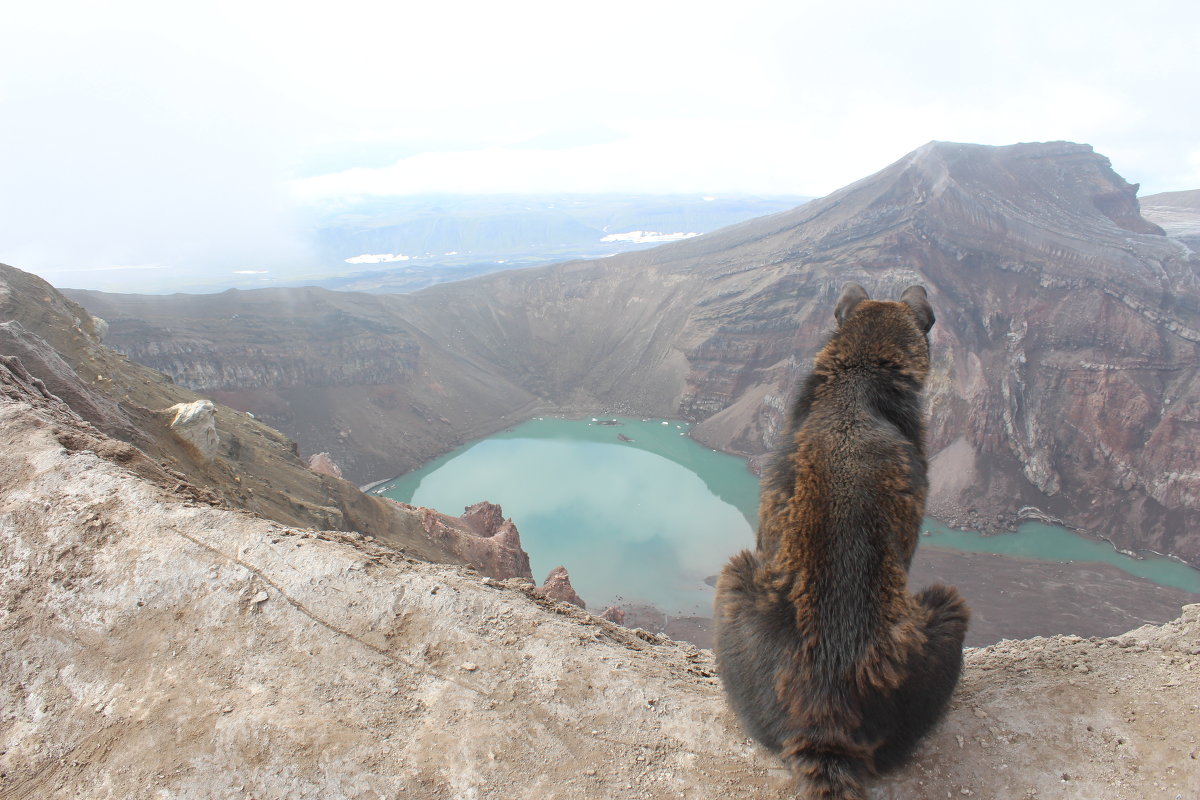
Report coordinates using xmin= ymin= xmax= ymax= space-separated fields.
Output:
xmin=63 ymin=141 xmax=1200 ymax=567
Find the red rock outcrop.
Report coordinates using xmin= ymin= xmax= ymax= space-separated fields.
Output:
xmin=405 ymin=501 xmax=533 ymax=581
xmin=600 ymin=606 xmax=626 ymax=624
xmin=538 ymin=565 xmax=586 ymax=608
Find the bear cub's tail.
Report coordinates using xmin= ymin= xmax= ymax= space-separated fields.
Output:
xmin=782 ymin=743 xmax=868 ymax=800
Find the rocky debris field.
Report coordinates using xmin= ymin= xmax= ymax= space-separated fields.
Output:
xmin=2 ymin=363 xmax=1199 ymax=800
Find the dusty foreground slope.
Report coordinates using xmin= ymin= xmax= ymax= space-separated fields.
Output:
xmin=2 ymin=368 xmax=1198 ymax=800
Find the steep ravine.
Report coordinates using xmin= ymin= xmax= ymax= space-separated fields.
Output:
xmin=2 ymin=352 xmax=1197 ymax=800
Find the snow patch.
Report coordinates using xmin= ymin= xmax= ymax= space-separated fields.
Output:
xmin=601 ymin=231 xmax=701 ymax=244
xmin=345 ymin=253 xmax=411 ymax=264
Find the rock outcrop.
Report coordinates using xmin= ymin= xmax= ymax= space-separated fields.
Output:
xmin=538 ymin=565 xmax=586 ymax=608
xmin=165 ymin=399 xmax=219 ymax=460
xmin=306 ymin=451 xmax=344 ymax=478
xmin=599 ymin=606 xmax=626 ymax=624
xmin=406 ymin=500 xmax=534 ymax=581
xmin=2 ymin=361 xmax=1196 ymax=799
xmin=65 ymin=142 xmax=1200 ymax=567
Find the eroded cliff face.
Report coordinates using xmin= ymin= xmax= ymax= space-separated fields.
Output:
xmin=102 ymin=288 xmax=421 ymax=389
xmin=0 ymin=265 xmax=473 ymax=567
xmin=64 ymin=141 xmax=1200 ymax=565
xmin=69 ymin=283 xmax=543 ymax=482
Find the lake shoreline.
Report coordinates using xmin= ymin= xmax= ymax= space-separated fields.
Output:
xmin=369 ymin=412 xmax=1200 ymax=575
xmin=374 ymin=415 xmax=757 ymax=615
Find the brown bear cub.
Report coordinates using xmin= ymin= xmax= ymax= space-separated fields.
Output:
xmin=714 ymin=283 xmax=969 ymax=800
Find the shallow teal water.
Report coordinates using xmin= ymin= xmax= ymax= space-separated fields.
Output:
xmin=920 ymin=519 xmax=1200 ymax=593
xmin=377 ymin=417 xmax=758 ymax=614
xmin=374 ymin=417 xmax=1200 ymax=611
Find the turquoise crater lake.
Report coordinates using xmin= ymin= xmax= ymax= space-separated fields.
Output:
xmin=373 ymin=417 xmax=1200 ymax=614
xmin=376 ymin=417 xmax=757 ymax=614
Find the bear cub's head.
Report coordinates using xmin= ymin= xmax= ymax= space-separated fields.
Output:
xmin=824 ymin=282 xmax=935 ymax=379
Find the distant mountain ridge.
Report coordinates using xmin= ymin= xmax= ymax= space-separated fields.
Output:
xmin=68 ymin=141 xmax=1200 ymax=567
xmin=1139 ymin=188 xmax=1200 ymax=250
xmin=306 ymin=193 xmax=812 ymax=292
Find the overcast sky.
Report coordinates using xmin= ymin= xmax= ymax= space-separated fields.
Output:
xmin=3 ymin=0 xmax=1198 ymax=289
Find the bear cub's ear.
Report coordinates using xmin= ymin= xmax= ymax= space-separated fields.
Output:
xmin=900 ymin=285 xmax=935 ymax=333
xmin=835 ymin=283 xmax=870 ymax=325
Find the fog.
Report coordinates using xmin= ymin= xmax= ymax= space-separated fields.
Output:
xmin=3 ymin=0 xmax=1197 ymax=291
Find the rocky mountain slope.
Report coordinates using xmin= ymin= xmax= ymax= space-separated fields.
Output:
xmin=0 ymin=263 xmax=532 ymax=573
xmin=12 ymin=259 xmax=1191 ymax=650
xmin=68 ymin=141 xmax=1200 ymax=567
xmin=3 ymin=354 xmax=1198 ymax=800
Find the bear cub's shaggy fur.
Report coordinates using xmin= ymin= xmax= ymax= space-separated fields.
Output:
xmin=714 ymin=283 xmax=969 ymax=800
